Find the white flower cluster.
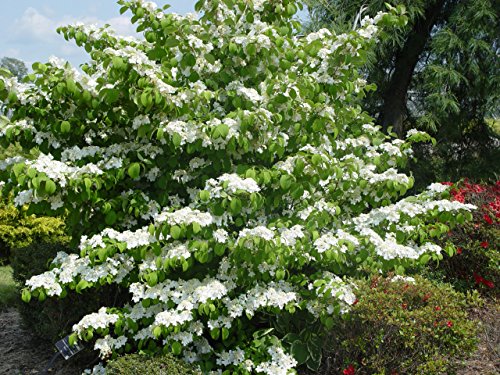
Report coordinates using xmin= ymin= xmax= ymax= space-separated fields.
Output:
xmin=279 ymin=225 xmax=304 ymax=247
xmin=239 ymin=226 xmax=275 ymax=242
xmin=80 ymin=227 xmax=156 ymax=251
xmin=94 ymin=335 xmax=127 ymax=358
xmin=73 ymin=307 xmax=119 ymax=335
xmin=255 ymin=346 xmax=298 ymax=375
xmin=391 ymin=275 xmax=416 ymax=284
xmin=226 ymin=281 xmax=298 ymax=318
xmin=154 ymin=207 xmax=214 ymax=227
xmin=213 ymin=229 xmax=229 ymax=243
xmin=27 ymin=153 xmax=104 ymax=187
xmin=205 ymin=173 xmax=261 ymax=197
xmin=81 ymin=363 xmax=106 ymax=375
xmin=25 ymin=271 xmax=62 ymax=296
xmin=314 ymin=229 xmax=360 ymax=253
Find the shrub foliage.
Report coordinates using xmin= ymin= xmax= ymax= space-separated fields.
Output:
xmin=0 ymin=198 xmax=67 ymax=262
xmin=0 ymin=0 xmax=478 ymax=373
xmin=321 ymin=275 xmax=478 ymax=375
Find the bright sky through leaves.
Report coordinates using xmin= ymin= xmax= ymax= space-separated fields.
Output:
xmin=0 ymin=0 xmax=308 ymax=68
xmin=0 ymin=1 xmax=200 ymax=67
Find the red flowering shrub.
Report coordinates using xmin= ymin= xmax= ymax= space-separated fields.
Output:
xmin=314 ymin=275 xmax=478 ymax=375
xmin=432 ymin=181 xmax=499 ymax=297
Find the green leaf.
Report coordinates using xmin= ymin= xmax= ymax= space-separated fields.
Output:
xmin=230 ymin=198 xmax=242 ymax=214
xmin=61 ymin=121 xmax=71 ymax=133
xmin=217 ymin=123 xmax=230 ymax=138
xmin=222 ymin=327 xmax=230 ymax=341
xmin=105 ymin=210 xmax=117 ymax=225
xmin=21 ymin=289 xmax=31 ymax=303
xmin=280 ymin=175 xmax=292 ymax=190
xmin=199 ymin=190 xmax=210 ymax=202
xmin=420 ymin=254 xmax=431 ymax=265
xmin=45 ymin=179 xmax=57 ymax=195
xmin=171 ymin=341 xmax=182 ymax=355
xmin=210 ymin=328 xmax=220 ymax=340
xmin=192 ymin=222 xmax=202 ymax=234
xmin=12 ymin=162 xmax=25 ymax=177
xmin=170 ymin=225 xmax=182 ymax=240
xmin=68 ymin=333 xmax=78 ymax=346
xmin=172 ymin=133 xmax=182 ymax=147
xmin=76 ymin=279 xmax=89 ymax=293
xmin=128 ymin=163 xmax=141 ymax=179
xmin=153 ymin=326 xmax=162 ymax=338
xmin=291 ymin=341 xmax=309 ymax=365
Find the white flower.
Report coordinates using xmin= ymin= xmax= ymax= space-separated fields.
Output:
xmin=255 ymin=346 xmax=297 ymax=375
xmin=213 ymin=229 xmax=229 ymax=243
xmin=239 ymin=226 xmax=275 ymax=242
xmin=73 ymin=307 xmax=119 ymax=335
xmin=155 ymin=207 xmax=214 ymax=227
xmin=280 ymin=225 xmax=304 ymax=247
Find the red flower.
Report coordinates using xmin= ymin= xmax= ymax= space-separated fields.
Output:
xmin=402 ymin=303 xmax=408 ymax=310
xmin=441 ymin=182 xmax=453 ymax=186
xmin=483 ymin=280 xmax=494 ymax=289
xmin=473 ymin=272 xmax=485 ymax=284
xmin=480 ymin=241 xmax=489 ymax=249
xmin=446 ymin=321 xmax=453 ymax=328
xmin=343 ymin=364 xmax=356 ymax=375
xmin=484 ymin=214 xmax=493 ymax=224
xmin=456 ymin=247 xmax=462 ymax=254
xmin=353 ymin=298 xmax=359 ymax=306
xmin=435 ymin=306 xmax=441 ymax=311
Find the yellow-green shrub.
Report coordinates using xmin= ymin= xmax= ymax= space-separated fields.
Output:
xmin=0 ymin=199 xmax=68 ymax=262
xmin=106 ymin=353 xmax=201 ymax=375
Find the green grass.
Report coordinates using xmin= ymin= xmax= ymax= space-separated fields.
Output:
xmin=0 ymin=265 xmax=18 ymax=310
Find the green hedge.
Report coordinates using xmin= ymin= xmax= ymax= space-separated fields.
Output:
xmin=106 ymin=353 xmax=201 ymax=375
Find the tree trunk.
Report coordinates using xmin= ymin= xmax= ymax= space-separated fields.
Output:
xmin=380 ymin=0 xmax=446 ymax=137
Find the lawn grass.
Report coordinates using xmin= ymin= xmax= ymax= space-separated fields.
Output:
xmin=0 ymin=265 xmax=18 ymax=310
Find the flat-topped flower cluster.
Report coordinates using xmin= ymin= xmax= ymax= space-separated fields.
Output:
xmin=0 ymin=0 xmax=472 ymax=373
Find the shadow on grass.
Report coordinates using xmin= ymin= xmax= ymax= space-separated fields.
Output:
xmin=0 ymin=265 xmax=19 ymax=311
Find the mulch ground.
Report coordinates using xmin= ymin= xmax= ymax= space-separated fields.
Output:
xmin=456 ymin=301 xmax=500 ymax=375
xmin=0 ymin=308 xmax=93 ymax=375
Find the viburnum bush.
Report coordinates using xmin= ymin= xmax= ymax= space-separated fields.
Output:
xmin=0 ymin=0 xmax=478 ymax=373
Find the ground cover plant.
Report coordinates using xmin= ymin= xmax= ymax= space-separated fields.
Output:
xmin=0 ymin=0 xmax=479 ymax=373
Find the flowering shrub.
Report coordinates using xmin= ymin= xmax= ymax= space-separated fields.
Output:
xmin=0 ymin=0 xmax=477 ymax=373
xmin=433 ymin=181 xmax=499 ymax=297
xmin=318 ymin=275 xmax=478 ymax=375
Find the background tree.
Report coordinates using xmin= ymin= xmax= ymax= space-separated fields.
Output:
xmin=0 ymin=57 xmax=28 ymax=81
xmin=306 ymin=0 xmax=500 ymax=184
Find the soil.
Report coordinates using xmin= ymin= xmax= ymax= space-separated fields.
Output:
xmin=0 ymin=308 xmax=95 ymax=375
xmin=457 ymin=302 xmax=500 ymax=375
